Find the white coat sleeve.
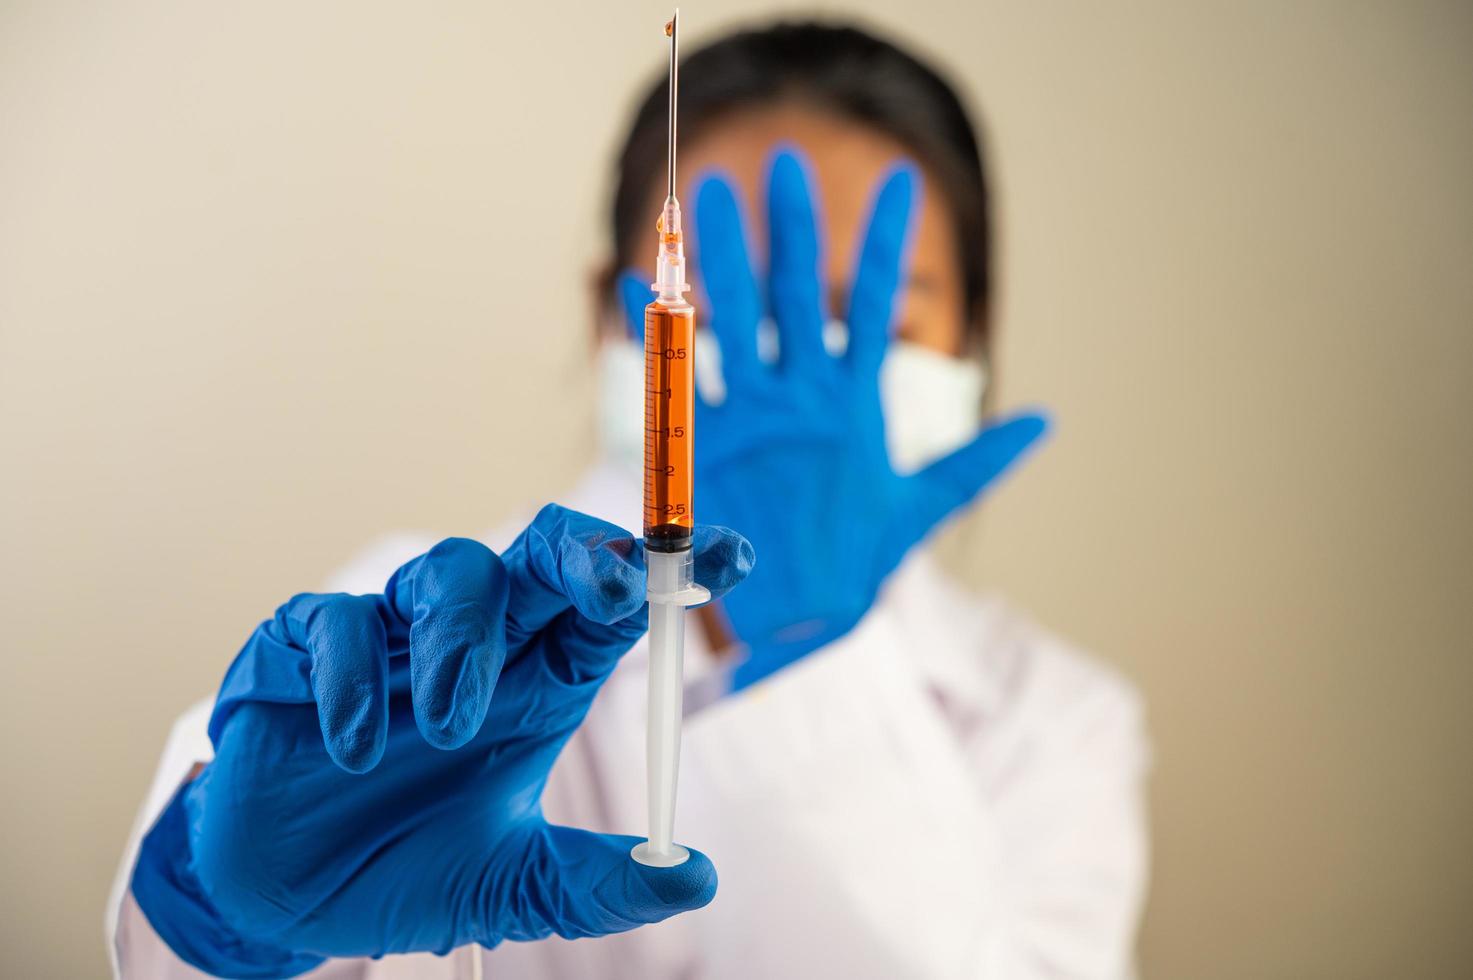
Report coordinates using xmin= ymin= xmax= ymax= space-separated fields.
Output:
xmin=916 ymin=583 xmax=1151 ymax=980
xmin=107 ymin=534 xmax=438 ymax=979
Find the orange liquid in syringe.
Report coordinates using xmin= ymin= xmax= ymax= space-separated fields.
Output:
xmin=643 ymin=300 xmax=695 ymax=551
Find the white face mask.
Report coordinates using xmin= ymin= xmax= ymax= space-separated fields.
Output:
xmin=596 ymin=334 xmax=987 ymax=476
xmin=877 ymin=340 xmax=988 ymax=474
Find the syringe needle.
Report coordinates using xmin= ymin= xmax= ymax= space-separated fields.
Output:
xmin=666 ymin=9 xmax=678 ymax=201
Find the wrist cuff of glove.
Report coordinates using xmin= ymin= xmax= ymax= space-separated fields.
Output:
xmin=729 ymin=621 xmax=854 ymax=692
xmin=132 ymin=780 xmax=326 ymax=979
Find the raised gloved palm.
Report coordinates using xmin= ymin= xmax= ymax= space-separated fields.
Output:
xmin=133 ymin=505 xmax=752 ymax=978
xmin=622 ymin=150 xmax=1045 ymax=690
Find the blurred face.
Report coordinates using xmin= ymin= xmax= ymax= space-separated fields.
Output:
xmin=620 ymin=102 xmax=971 ymax=357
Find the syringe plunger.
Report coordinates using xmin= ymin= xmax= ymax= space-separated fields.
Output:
xmin=630 ymin=549 xmax=707 ymax=868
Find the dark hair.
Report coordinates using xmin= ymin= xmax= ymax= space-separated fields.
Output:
xmin=608 ymin=20 xmax=993 ymax=346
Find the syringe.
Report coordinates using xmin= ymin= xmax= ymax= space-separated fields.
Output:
xmin=631 ymin=8 xmax=707 ymax=869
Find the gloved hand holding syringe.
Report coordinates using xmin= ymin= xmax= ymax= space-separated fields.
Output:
xmin=632 ymin=8 xmax=707 ymax=868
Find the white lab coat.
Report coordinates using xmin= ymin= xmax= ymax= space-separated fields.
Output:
xmin=109 ymin=464 xmax=1150 ymax=979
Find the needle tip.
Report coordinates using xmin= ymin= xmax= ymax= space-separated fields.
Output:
xmin=665 ymin=9 xmax=679 ymax=200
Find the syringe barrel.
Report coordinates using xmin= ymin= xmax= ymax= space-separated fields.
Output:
xmin=643 ymin=297 xmax=695 ymax=551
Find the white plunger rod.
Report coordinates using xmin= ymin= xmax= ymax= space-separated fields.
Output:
xmin=646 ymin=596 xmax=684 ymax=856
xmin=632 ymin=548 xmax=704 ymax=867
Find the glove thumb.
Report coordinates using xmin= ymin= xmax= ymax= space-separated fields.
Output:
xmin=497 ymin=826 xmax=717 ymax=943
xmin=894 ymin=411 xmax=1050 ymax=558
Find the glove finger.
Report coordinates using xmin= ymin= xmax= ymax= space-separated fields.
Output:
xmin=279 ymin=593 xmax=391 ymax=773
xmin=846 ymin=164 xmax=918 ymax=376
xmin=766 ymin=149 xmax=829 ymax=372
xmin=693 ymin=175 xmax=761 ymax=385
xmin=482 ymin=522 xmax=751 ymax=744
xmin=500 ymin=825 xmax=716 ymax=941
xmin=385 ymin=538 xmax=511 ymax=750
xmin=541 ymin=522 xmax=753 ymax=684
xmin=690 ymin=524 xmax=756 ymax=601
xmin=617 ymin=270 xmax=650 ymax=343
xmin=500 ymin=504 xmax=647 ymax=647
xmin=890 ymin=412 xmax=1049 ymax=565
xmin=500 ymin=521 xmax=754 ymax=699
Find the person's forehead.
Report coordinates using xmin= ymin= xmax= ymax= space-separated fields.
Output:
xmin=668 ymin=103 xmax=954 ymax=280
xmin=679 ymin=103 xmax=910 ymax=205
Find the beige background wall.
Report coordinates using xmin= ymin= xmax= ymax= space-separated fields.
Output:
xmin=2 ymin=2 xmax=1470 ymax=977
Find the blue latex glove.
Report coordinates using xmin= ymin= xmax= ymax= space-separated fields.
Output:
xmin=132 ymin=505 xmax=753 ymax=978
xmin=621 ymin=149 xmax=1046 ymax=690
